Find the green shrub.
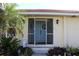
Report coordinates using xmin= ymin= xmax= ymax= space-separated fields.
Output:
xmin=47 ymin=47 xmax=67 ymax=56
xmin=18 ymin=47 xmax=33 ymax=56
xmin=0 ymin=37 xmax=20 ymax=56
xmin=26 ymin=47 xmax=33 ymax=56
xmin=67 ymin=47 xmax=79 ymax=56
xmin=47 ymin=49 xmax=54 ymax=56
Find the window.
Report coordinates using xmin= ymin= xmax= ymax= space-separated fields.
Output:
xmin=28 ymin=34 xmax=34 ymax=44
xmin=47 ymin=34 xmax=53 ymax=44
xmin=47 ymin=19 xmax=53 ymax=33
xmin=47 ymin=19 xmax=53 ymax=44
xmin=28 ymin=18 xmax=34 ymax=44
xmin=28 ymin=18 xmax=34 ymax=33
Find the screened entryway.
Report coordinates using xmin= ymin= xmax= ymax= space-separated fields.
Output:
xmin=28 ymin=18 xmax=53 ymax=45
xmin=35 ymin=20 xmax=46 ymax=44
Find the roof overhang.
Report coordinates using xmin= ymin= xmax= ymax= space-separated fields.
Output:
xmin=18 ymin=9 xmax=79 ymax=16
xmin=20 ymin=12 xmax=79 ymax=16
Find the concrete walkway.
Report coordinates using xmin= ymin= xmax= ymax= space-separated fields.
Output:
xmin=32 ymin=53 xmax=47 ymax=56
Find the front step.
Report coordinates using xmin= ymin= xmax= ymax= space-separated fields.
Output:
xmin=32 ymin=48 xmax=49 ymax=54
xmin=32 ymin=48 xmax=49 ymax=56
xmin=32 ymin=53 xmax=46 ymax=56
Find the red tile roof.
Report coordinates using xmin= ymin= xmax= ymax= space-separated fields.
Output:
xmin=18 ymin=9 xmax=79 ymax=13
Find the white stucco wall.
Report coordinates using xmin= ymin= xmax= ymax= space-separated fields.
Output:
xmin=53 ymin=16 xmax=64 ymax=47
xmin=65 ymin=16 xmax=79 ymax=48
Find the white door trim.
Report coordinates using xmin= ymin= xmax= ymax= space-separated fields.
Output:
xmin=27 ymin=18 xmax=54 ymax=48
xmin=34 ymin=18 xmax=47 ymax=45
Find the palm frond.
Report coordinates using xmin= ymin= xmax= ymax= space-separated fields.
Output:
xmin=0 ymin=3 xmax=25 ymax=37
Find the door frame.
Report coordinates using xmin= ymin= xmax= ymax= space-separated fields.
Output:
xmin=27 ymin=18 xmax=54 ymax=48
xmin=34 ymin=18 xmax=47 ymax=45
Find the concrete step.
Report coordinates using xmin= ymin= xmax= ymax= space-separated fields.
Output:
xmin=32 ymin=48 xmax=49 ymax=54
xmin=32 ymin=53 xmax=46 ymax=56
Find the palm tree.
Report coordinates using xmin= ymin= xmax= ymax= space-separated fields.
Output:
xmin=0 ymin=3 xmax=25 ymax=37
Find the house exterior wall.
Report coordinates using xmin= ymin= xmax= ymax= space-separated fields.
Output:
xmin=17 ymin=15 xmax=79 ymax=53
xmin=53 ymin=16 xmax=64 ymax=47
xmin=64 ymin=16 xmax=79 ymax=48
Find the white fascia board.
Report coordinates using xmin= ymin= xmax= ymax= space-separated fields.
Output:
xmin=19 ymin=12 xmax=79 ymax=16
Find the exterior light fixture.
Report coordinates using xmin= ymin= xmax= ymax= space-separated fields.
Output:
xmin=56 ymin=19 xmax=59 ymax=24
xmin=71 ymin=15 xmax=76 ymax=17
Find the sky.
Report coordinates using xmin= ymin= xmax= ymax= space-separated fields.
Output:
xmin=2 ymin=0 xmax=79 ymax=11
xmin=15 ymin=0 xmax=79 ymax=11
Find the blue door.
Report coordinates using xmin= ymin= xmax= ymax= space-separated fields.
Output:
xmin=35 ymin=21 xmax=46 ymax=44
